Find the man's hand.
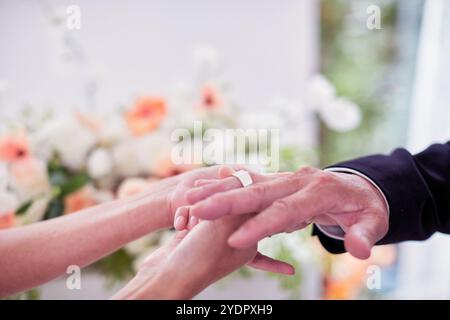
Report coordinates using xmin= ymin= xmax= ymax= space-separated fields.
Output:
xmin=188 ymin=167 xmax=389 ymax=260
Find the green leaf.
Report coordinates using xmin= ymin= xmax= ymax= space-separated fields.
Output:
xmin=44 ymin=198 xmax=64 ymax=220
xmin=49 ymin=169 xmax=69 ymax=187
xmin=93 ymin=249 xmax=135 ymax=288
xmin=60 ymin=172 xmax=90 ymax=198
xmin=15 ymin=200 xmax=33 ymax=215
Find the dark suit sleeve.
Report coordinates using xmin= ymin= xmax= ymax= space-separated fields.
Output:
xmin=314 ymin=141 xmax=450 ymax=254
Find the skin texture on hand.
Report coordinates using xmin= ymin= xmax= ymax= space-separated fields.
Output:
xmin=0 ymin=165 xmax=255 ymax=297
xmin=172 ymin=166 xmax=294 ymax=274
xmin=188 ymin=167 xmax=389 ymax=260
xmin=113 ymin=214 xmax=274 ymax=300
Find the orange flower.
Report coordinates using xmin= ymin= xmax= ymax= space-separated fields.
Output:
xmin=324 ymin=268 xmax=366 ymax=300
xmin=64 ymin=187 xmax=96 ymax=214
xmin=0 ymin=212 xmax=15 ymax=229
xmin=0 ymin=130 xmax=30 ymax=162
xmin=200 ymin=84 xmax=222 ymax=110
xmin=126 ymin=97 xmax=167 ymax=136
xmin=148 ymin=152 xmax=202 ymax=178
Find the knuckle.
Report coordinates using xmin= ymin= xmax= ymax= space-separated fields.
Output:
xmin=285 ymin=173 xmax=305 ymax=189
xmin=295 ymin=166 xmax=318 ymax=176
xmin=312 ymin=171 xmax=337 ymax=187
xmin=251 ymin=184 xmax=268 ymax=198
xmin=272 ymin=198 xmax=293 ymax=213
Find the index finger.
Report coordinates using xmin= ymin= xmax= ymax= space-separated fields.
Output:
xmin=185 ymin=171 xmax=292 ymax=204
xmin=190 ymin=171 xmax=313 ymax=220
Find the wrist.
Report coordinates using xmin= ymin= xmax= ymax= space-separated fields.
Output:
xmin=114 ymin=261 xmax=201 ymax=300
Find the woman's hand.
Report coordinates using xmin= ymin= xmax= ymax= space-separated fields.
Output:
xmin=113 ymin=214 xmax=293 ymax=300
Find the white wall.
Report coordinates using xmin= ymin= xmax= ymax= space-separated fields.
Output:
xmin=0 ymin=0 xmax=318 ymax=114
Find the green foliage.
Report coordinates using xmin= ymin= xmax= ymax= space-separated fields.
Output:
xmin=269 ymin=243 xmax=302 ymax=299
xmin=41 ymin=153 xmax=91 ymax=219
xmin=279 ymin=147 xmax=318 ymax=172
xmin=4 ymin=289 xmax=41 ymax=300
xmin=15 ymin=200 xmax=33 ymax=215
xmin=92 ymin=249 xmax=135 ymax=288
xmin=320 ymin=0 xmax=399 ymax=166
xmin=44 ymin=198 xmax=64 ymax=220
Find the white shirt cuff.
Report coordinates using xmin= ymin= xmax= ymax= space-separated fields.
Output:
xmin=315 ymin=167 xmax=390 ymax=241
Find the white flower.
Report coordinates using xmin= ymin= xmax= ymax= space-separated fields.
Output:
xmin=18 ymin=195 xmax=52 ymax=225
xmin=33 ymin=116 xmax=97 ymax=170
xmin=9 ymin=158 xmax=51 ymax=202
xmin=319 ymin=97 xmax=362 ymax=132
xmin=87 ymin=148 xmax=113 ymax=179
xmin=125 ymin=233 xmax=161 ymax=256
xmin=136 ymin=133 xmax=173 ymax=175
xmin=0 ymin=162 xmax=8 ymax=192
xmin=98 ymin=115 xmax=129 ymax=146
xmin=0 ymin=190 xmax=19 ymax=213
xmin=112 ymin=140 xmax=141 ymax=177
xmin=238 ymin=111 xmax=283 ymax=130
xmin=306 ymin=74 xmax=336 ymax=111
xmin=158 ymin=230 xmax=176 ymax=246
xmin=91 ymin=188 xmax=114 ymax=204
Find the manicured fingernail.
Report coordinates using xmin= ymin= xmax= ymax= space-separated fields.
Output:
xmin=228 ymin=229 xmax=246 ymax=247
xmin=188 ymin=216 xmax=198 ymax=229
xmin=174 ymin=216 xmax=186 ymax=230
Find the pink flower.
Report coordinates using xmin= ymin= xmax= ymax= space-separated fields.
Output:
xmin=0 ymin=212 xmax=15 ymax=229
xmin=199 ymin=84 xmax=222 ymax=110
xmin=0 ymin=130 xmax=30 ymax=162
xmin=0 ymin=191 xmax=18 ymax=229
xmin=126 ymin=97 xmax=167 ymax=136
xmin=64 ymin=186 xmax=96 ymax=214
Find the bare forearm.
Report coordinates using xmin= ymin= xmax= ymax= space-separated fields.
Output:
xmin=0 ymin=188 xmax=170 ymax=297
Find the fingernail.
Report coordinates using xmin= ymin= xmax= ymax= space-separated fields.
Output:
xmin=174 ymin=216 xmax=186 ymax=230
xmin=228 ymin=229 xmax=246 ymax=247
xmin=188 ymin=216 xmax=198 ymax=229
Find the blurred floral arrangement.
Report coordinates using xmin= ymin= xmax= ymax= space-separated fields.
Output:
xmin=0 ymin=64 xmax=362 ymax=299
xmin=0 ymin=1 xmax=382 ymax=300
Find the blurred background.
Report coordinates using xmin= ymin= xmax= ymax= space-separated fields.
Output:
xmin=0 ymin=0 xmax=449 ymax=299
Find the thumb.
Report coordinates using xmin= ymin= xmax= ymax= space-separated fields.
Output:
xmin=344 ymin=217 xmax=386 ymax=260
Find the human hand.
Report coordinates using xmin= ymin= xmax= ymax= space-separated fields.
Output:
xmin=148 ymin=165 xmax=253 ymax=228
xmin=188 ymin=167 xmax=389 ymax=259
xmin=170 ymin=165 xmax=294 ymax=274
xmin=113 ymin=214 xmax=294 ymax=300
